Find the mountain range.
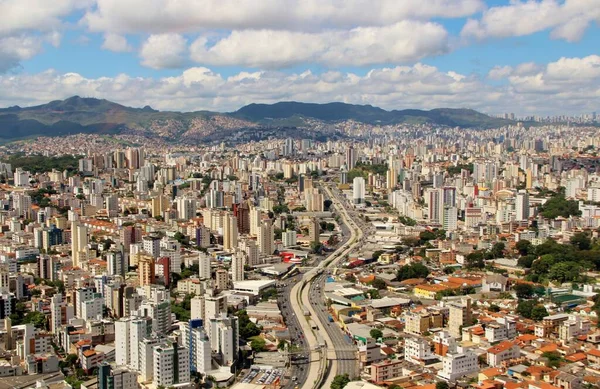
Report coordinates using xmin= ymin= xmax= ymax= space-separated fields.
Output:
xmin=0 ymin=96 xmax=513 ymax=142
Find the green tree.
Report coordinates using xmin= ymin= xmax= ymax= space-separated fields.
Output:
xmin=465 ymin=251 xmax=485 ymax=269
xmin=531 ymin=305 xmax=549 ymax=321
xmin=490 ymin=242 xmax=506 ymax=258
xmin=396 ymin=263 xmax=429 ymax=281
xmin=250 ymin=337 xmax=267 ymax=352
xmin=514 ymin=283 xmax=534 ymax=299
xmin=368 ymin=278 xmax=387 ymax=290
xmin=331 ymin=374 xmax=351 ymax=389
xmin=548 ymin=262 xmax=581 ymax=283
xmin=436 ymin=382 xmax=450 ymax=389
xmin=570 ymin=232 xmax=591 ymax=250
xmin=369 ymin=329 xmax=383 ymax=340
xmin=516 ymin=300 xmax=536 ymax=319
xmin=516 ymin=240 xmax=533 ymax=256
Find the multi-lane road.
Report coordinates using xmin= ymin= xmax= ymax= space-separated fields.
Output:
xmin=285 ymin=180 xmax=372 ymax=389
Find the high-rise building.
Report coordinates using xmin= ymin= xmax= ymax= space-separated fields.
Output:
xmin=137 ymin=252 xmax=155 ymax=286
xmin=199 ymin=252 xmax=211 ymax=279
xmin=153 ymin=341 xmax=190 ymax=387
xmin=214 ymin=269 xmax=229 ymax=291
xmin=257 ymin=220 xmax=274 ymax=255
xmin=308 ymin=217 xmax=320 ymax=243
xmin=282 ymin=230 xmax=297 ymax=247
xmin=209 ymin=314 xmax=239 ymax=366
xmin=386 ymin=168 xmax=397 ymax=190
xmin=71 ymin=221 xmax=88 ymax=268
xmin=106 ymin=250 xmax=127 ymax=277
xmin=231 ymin=251 xmax=244 ymax=282
xmin=515 ymin=190 xmax=530 ymax=221
xmin=346 ymin=145 xmax=357 ymax=170
xmin=180 ymin=320 xmax=212 ymax=375
xmin=97 ymin=362 xmax=138 ymax=389
xmin=142 ymin=234 xmax=161 ymax=258
xmin=223 ymin=214 xmax=238 ymax=251
xmin=448 ymin=298 xmax=472 ymax=338
xmin=353 ymin=177 xmax=366 ymax=204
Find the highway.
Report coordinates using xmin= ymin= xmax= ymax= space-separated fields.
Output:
xmin=277 ymin=272 xmax=310 ymax=389
xmin=287 ymin=181 xmax=370 ymax=389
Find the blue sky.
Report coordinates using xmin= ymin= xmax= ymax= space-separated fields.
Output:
xmin=1 ymin=0 xmax=599 ymax=115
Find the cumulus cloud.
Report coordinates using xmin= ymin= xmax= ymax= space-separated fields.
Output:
xmin=0 ymin=33 xmax=60 ymax=72
xmin=2 ymin=56 xmax=599 ymax=116
xmin=140 ymin=34 xmax=188 ymax=69
xmin=461 ymin=0 xmax=600 ymax=42
xmin=83 ymin=0 xmax=484 ymax=34
xmin=189 ymin=21 xmax=449 ymax=68
xmin=101 ymin=33 xmax=132 ymax=52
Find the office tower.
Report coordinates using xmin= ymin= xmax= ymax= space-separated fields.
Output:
xmin=231 ymin=251 xmax=244 ymax=282
xmin=106 ymin=250 xmax=127 ymax=277
xmin=209 ymin=314 xmax=239 ymax=366
xmin=282 ymin=230 xmax=297 ymax=247
xmin=386 ymin=167 xmax=397 ymax=190
xmin=71 ymin=221 xmax=88 ymax=268
xmin=352 ymin=177 xmax=365 ymax=204
xmin=346 ymin=145 xmax=357 ymax=169
xmin=515 ymin=190 xmax=530 ymax=221
xmin=308 ymin=217 xmax=320 ymax=243
xmin=223 ymin=214 xmax=238 ymax=251
xmin=180 ymin=320 xmax=212 ymax=374
xmin=142 ymin=234 xmax=161 ymax=258
xmin=13 ymin=193 xmax=32 ymax=218
xmin=283 ymin=138 xmax=295 ymax=156
xmin=257 ymin=220 xmax=274 ymax=255
xmin=153 ymin=341 xmax=190 ymax=387
xmin=137 ymin=253 xmax=155 ymax=286
xmin=448 ymin=298 xmax=472 ymax=337
xmin=199 ymin=252 xmax=211 ymax=279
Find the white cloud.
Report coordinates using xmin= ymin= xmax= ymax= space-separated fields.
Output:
xmin=189 ymin=21 xmax=448 ymax=68
xmin=101 ymin=33 xmax=132 ymax=52
xmin=461 ymin=0 xmax=600 ymax=42
xmin=0 ymin=35 xmax=50 ymax=72
xmin=140 ymin=34 xmax=188 ymax=69
xmin=83 ymin=0 xmax=484 ymax=34
xmin=488 ymin=66 xmax=512 ymax=80
xmin=2 ymin=56 xmax=599 ymax=116
xmin=0 ymin=0 xmax=93 ymax=37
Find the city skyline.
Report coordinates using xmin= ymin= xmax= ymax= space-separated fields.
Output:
xmin=0 ymin=0 xmax=598 ymax=115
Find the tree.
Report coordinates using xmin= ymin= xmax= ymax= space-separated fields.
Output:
xmin=436 ymin=382 xmax=450 ymax=389
xmin=548 ymin=261 xmax=581 ymax=283
xmin=396 ymin=263 xmax=429 ymax=281
xmin=542 ymin=351 xmax=562 ymax=368
xmin=516 ymin=300 xmax=536 ymax=319
xmin=368 ymin=278 xmax=387 ymax=290
xmin=372 ymin=250 xmax=385 ymax=261
xmin=22 ymin=311 xmax=47 ymax=329
xmin=570 ymin=232 xmax=591 ymax=251
xmin=516 ymin=240 xmax=533 ymax=256
xmin=277 ymin=340 xmax=288 ymax=351
xmin=531 ymin=305 xmax=549 ymax=321
xmin=369 ymin=329 xmax=383 ymax=340
xmin=514 ymin=283 xmax=534 ymax=299
xmin=65 ymin=353 xmax=78 ymax=366
xmin=464 ymin=250 xmax=485 ymax=269
xmin=250 ymin=337 xmax=267 ymax=352
xmin=490 ymin=242 xmax=505 ymax=258
xmin=331 ymin=374 xmax=351 ymax=389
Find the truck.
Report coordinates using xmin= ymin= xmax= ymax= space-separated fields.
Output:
xmin=303 ymin=309 xmax=310 ymax=316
